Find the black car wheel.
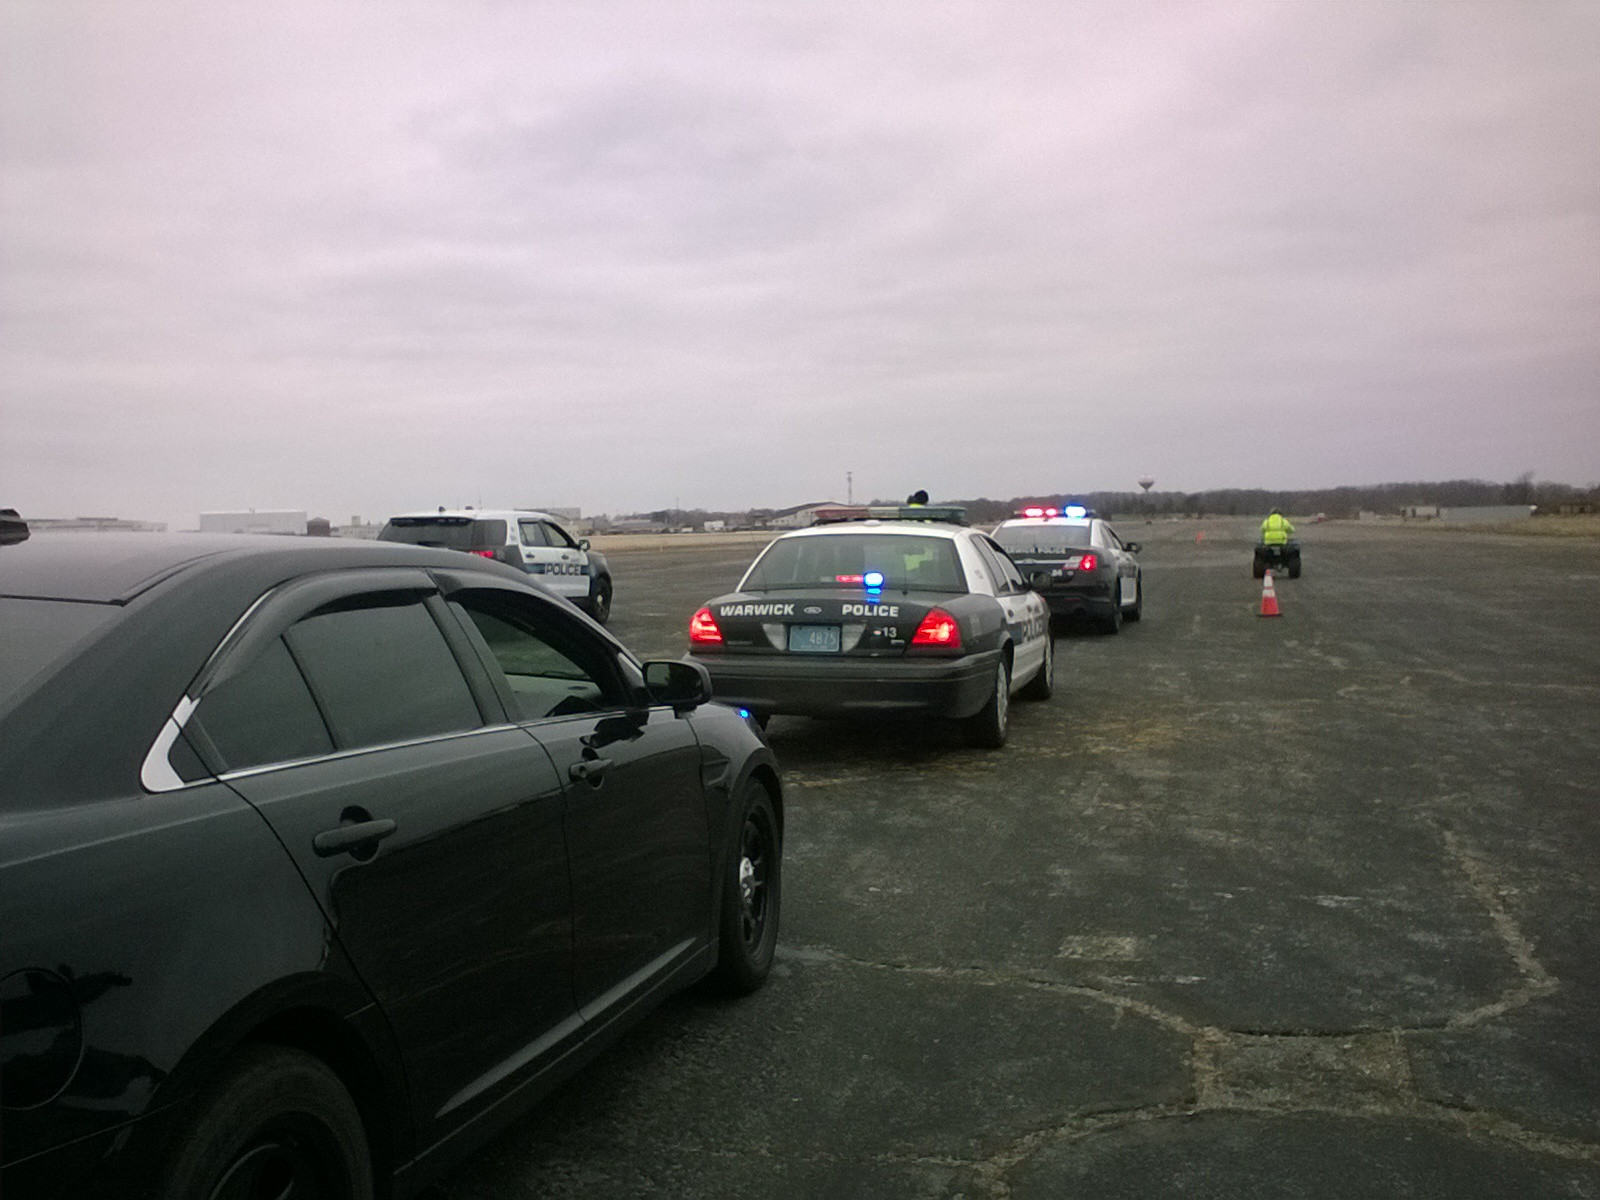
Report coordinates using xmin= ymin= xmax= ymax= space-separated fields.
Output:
xmin=1099 ymin=590 xmax=1123 ymax=635
xmin=587 ymin=576 xmax=613 ymax=624
xmin=158 ymin=1046 xmax=373 ymax=1200
xmin=710 ymin=779 xmax=781 ymax=994
xmin=1125 ymin=575 xmax=1143 ymax=622
xmin=966 ymin=656 xmax=1011 ymax=748
xmin=1019 ymin=633 xmax=1054 ymax=701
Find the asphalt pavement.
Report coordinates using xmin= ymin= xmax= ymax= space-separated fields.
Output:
xmin=427 ymin=518 xmax=1600 ymax=1199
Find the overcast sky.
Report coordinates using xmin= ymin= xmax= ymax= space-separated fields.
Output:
xmin=3 ymin=2 xmax=1596 ymax=528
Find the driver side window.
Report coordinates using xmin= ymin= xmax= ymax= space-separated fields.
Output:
xmin=449 ymin=593 xmax=620 ymax=721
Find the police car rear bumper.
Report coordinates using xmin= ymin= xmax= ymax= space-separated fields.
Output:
xmin=1037 ymin=579 xmax=1118 ymax=620
xmin=691 ymin=650 xmax=1000 ymax=720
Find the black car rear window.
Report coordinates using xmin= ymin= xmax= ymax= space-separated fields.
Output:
xmin=992 ymin=524 xmax=1093 ymax=555
xmin=0 ymin=597 xmax=116 ymax=711
xmin=378 ymin=518 xmax=507 ymax=551
xmin=742 ymin=534 xmax=965 ymax=592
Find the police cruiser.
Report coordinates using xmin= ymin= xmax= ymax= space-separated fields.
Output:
xmin=688 ymin=505 xmax=1053 ymax=747
xmin=378 ymin=508 xmax=614 ymax=623
xmin=990 ymin=506 xmax=1142 ymax=633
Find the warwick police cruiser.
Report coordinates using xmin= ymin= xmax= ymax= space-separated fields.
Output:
xmin=687 ymin=505 xmax=1054 ymax=747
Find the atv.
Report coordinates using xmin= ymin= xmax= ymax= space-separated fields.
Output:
xmin=1253 ymin=540 xmax=1301 ymax=579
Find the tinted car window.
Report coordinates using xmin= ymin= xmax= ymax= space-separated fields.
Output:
xmin=742 ymin=534 xmax=965 ymax=592
xmin=189 ymin=636 xmax=333 ymax=773
xmin=0 ymin=597 xmax=116 ymax=710
xmin=378 ymin=517 xmax=507 ymax=551
xmin=539 ymin=521 xmax=575 ymax=549
xmin=284 ymin=596 xmax=482 ymax=749
xmin=450 ymin=593 xmax=615 ymax=720
xmin=992 ymin=524 xmax=1094 ymax=555
xmin=518 ymin=520 xmax=549 ymax=547
xmin=977 ymin=538 xmax=1025 ymax=592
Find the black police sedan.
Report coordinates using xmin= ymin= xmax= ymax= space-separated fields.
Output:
xmin=990 ymin=507 xmax=1143 ymax=633
xmin=688 ymin=506 xmax=1053 ymax=748
xmin=0 ymin=533 xmax=781 ymax=1200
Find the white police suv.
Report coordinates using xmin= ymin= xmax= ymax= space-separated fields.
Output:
xmin=378 ymin=508 xmax=614 ymax=623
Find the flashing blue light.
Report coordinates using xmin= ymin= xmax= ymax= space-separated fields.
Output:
xmin=737 ymin=708 xmax=752 ymax=719
xmin=1063 ymin=505 xmax=1088 ymax=519
xmin=864 ymin=570 xmax=885 ymax=588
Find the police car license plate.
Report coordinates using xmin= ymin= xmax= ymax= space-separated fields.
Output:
xmin=788 ymin=625 xmax=841 ymax=653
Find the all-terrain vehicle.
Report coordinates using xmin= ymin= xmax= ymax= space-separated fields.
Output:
xmin=1253 ymin=540 xmax=1301 ymax=579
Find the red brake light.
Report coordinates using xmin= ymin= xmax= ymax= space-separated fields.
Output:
xmin=689 ymin=607 xmax=724 ymax=645
xmin=472 ymin=550 xmax=497 ymax=558
xmin=835 ymin=574 xmax=864 ymax=583
xmin=910 ymin=608 xmax=961 ymax=649
xmin=1078 ymin=553 xmax=1097 ymax=571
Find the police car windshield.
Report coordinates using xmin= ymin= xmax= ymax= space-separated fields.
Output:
xmin=379 ymin=517 xmax=505 ymax=551
xmin=743 ymin=534 xmax=965 ymax=592
xmin=992 ymin=524 xmax=1093 ymax=555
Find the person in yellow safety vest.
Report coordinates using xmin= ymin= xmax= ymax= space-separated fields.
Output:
xmin=1261 ymin=508 xmax=1295 ymax=545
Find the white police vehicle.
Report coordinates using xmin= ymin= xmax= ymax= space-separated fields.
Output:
xmin=688 ymin=505 xmax=1053 ymax=748
xmin=378 ymin=508 xmax=614 ymax=623
xmin=990 ymin=506 xmax=1142 ymax=633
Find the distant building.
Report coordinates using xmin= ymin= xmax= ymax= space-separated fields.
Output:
xmin=200 ymin=510 xmax=307 ymax=535
xmin=703 ymin=519 xmax=726 ymax=532
xmin=769 ymin=501 xmax=846 ymax=529
xmin=1403 ymin=505 xmax=1440 ymax=519
xmin=1438 ymin=505 xmax=1537 ymax=523
xmin=27 ymin=516 xmax=167 ymax=533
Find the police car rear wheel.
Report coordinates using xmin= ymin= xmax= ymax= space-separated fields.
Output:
xmin=965 ymin=658 xmax=1010 ymax=749
xmin=1019 ymin=634 xmax=1054 ymax=701
xmin=1099 ymin=594 xmax=1122 ymax=635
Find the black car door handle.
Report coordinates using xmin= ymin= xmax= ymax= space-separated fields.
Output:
xmin=313 ymin=819 xmax=397 ymax=858
xmin=569 ymin=757 xmax=613 ymax=784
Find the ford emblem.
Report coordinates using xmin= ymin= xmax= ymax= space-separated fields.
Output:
xmin=804 ymin=605 xmax=823 ymax=615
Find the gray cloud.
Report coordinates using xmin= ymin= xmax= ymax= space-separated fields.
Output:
xmin=3 ymin=1 xmax=1597 ymax=528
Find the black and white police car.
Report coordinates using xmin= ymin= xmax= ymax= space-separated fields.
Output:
xmin=688 ymin=505 xmax=1053 ymax=747
xmin=379 ymin=508 xmax=614 ymax=623
xmin=990 ymin=506 xmax=1143 ymax=633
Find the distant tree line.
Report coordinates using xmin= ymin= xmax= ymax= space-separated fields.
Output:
xmin=610 ymin=476 xmax=1596 ymax=529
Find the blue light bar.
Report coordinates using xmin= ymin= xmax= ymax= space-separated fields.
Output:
xmin=1063 ymin=505 xmax=1088 ymax=519
xmin=864 ymin=571 xmax=885 ymax=588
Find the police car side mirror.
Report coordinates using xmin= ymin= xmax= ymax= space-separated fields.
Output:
xmin=643 ymin=659 xmax=712 ymax=710
xmin=1125 ymin=542 xmax=1141 ymax=553
xmin=579 ymin=538 xmax=591 ymax=551
xmin=1029 ymin=570 xmax=1053 ymax=591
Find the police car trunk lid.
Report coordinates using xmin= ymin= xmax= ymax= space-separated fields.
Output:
xmin=705 ymin=591 xmax=945 ymax=657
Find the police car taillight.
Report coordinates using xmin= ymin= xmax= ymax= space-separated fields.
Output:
xmin=1078 ymin=553 xmax=1098 ymax=571
xmin=472 ymin=550 xmax=497 ymax=558
xmin=689 ymin=607 xmax=724 ymax=644
xmin=910 ymin=608 xmax=961 ymax=648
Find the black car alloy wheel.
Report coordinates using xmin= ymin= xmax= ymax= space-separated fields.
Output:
xmin=711 ymin=780 xmax=780 ymax=994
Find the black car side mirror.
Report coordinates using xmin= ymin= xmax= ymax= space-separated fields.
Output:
xmin=579 ymin=538 xmax=591 ymax=551
xmin=1029 ymin=570 xmax=1054 ymax=591
xmin=643 ymin=659 xmax=713 ymax=710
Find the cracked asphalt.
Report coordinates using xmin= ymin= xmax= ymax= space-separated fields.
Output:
xmin=426 ymin=518 xmax=1600 ymax=1199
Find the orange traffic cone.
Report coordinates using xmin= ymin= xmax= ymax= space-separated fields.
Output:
xmin=1258 ymin=569 xmax=1281 ymax=618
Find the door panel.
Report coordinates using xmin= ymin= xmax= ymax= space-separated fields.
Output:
xmin=529 ymin=711 xmax=710 ymax=1014
xmin=225 ymin=731 xmax=576 ymax=1138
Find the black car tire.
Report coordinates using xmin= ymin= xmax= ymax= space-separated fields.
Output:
xmin=1125 ymin=575 xmax=1143 ymax=622
xmin=586 ymin=576 xmax=613 ymax=624
xmin=1019 ymin=633 xmax=1054 ymax=701
xmin=965 ymin=656 xmax=1011 ymax=748
xmin=1099 ymin=591 xmax=1123 ymax=635
xmin=156 ymin=1045 xmax=374 ymax=1200
xmin=710 ymin=779 xmax=781 ymax=995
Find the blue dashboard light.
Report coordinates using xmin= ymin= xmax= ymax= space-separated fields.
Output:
xmin=864 ymin=571 xmax=885 ymax=588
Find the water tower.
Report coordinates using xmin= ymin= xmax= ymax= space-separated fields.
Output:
xmin=1138 ymin=477 xmax=1155 ymax=522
